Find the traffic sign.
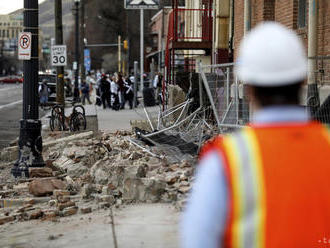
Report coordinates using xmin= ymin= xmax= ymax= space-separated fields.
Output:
xmin=125 ymin=0 xmax=159 ymax=9
xmin=18 ymin=32 xmax=32 ymax=60
xmin=51 ymin=45 xmax=67 ymax=67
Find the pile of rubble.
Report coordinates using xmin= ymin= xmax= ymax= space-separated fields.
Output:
xmin=0 ymin=130 xmax=196 ymax=225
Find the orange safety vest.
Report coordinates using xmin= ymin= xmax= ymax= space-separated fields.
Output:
xmin=200 ymin=122 xmax=330 ymax=248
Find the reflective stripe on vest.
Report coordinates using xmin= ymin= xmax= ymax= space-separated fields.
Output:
xmin=201 ymin=122 xmax=330 ymax=248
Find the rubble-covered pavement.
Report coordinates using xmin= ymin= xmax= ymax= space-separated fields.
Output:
xmin=0 ymin=129 xmax=196 ymax=246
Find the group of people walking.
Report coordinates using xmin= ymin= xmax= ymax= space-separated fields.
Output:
xmin=96 ymin=73 xmax=134 ymax=110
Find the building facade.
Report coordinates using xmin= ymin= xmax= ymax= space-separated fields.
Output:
xmin=0 ymin=14 xmax=23 ymax=41
xmin=0 ymin=13 xmax=24 ymax=56
xmin=233 ymin=0 xmax=330 ymax=86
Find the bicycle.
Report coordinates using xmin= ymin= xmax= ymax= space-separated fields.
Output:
xmin=49 ymin=104 xmax=86 ymax=132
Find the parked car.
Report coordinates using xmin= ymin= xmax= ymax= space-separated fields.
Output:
xmin=0 ymin=75 xmax=23 ymax=84
xmin=38 ymin=74 xmax=73 ymax=102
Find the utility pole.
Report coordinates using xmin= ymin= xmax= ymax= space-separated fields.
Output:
xmin=79 ymin=0 xmax=86 ymax=82
xmin=12 ymin=0 xmax=45 ymax=177
xmin=140 ymin=9 xmax=144 ymax=92
xmin=134 ymin=61 xmax=138 ymax=108
xmin=307 ymin=0 xmax=320 ymax=116
xmin=55 ymin=0 xmax=65 ymax=106
xmin=118 ymin=35 xmax=121 ymax=73
xmin=73 ymin=0 xmax=80 ymax=102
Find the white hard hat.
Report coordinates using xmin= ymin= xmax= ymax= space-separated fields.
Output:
xmin=235 ymin=22 xmax=307 ymax=86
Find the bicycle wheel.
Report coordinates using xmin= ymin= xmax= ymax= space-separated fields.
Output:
xmin=73 ymin=105 xmax=85 ymax=116
xmin=49 ymin=115 xmax=63 ymax=131
xmin=50 ymin=105 xmax=64 ymax=131
xmin=69 ymin=112 xmax=86 ymax=132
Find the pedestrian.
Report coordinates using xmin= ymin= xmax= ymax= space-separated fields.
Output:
xmin=111 ymin=76 xmax=120 ymax=111
xmin=86 ymin=72 xmax=95 ymax=93
xmin=181 ymin=22 xmax=330 ymax=248
xmin=95 ymin=80 xmax=102 ymax=107
xmin=99 ymin=74 xmax=111 ymax=109
xmin=38 ymin=79 xmax=50 ymax=106
xmin=124 ymin=77 xmax=134 ymax=109
xmin=153 ymin=72 xmax=162 ymax=104
xmin=64 ymin=78 xmax=73 ymax=97
xmin=117 ymin=73 xmax=125 ymax=109
xmin=80 ymin=80 xmax=92 ymax=105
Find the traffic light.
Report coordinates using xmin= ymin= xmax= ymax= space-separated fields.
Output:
xmin=123 ymin=40 xmax=128 ymax=50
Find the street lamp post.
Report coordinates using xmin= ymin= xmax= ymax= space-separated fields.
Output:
xmin=12 ymin=0 xmax=45 ymax=177
xmin=73 ymin=0 xmax=80 ymax=102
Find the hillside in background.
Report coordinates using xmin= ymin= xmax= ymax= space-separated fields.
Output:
xmin=13 ymin=0 xmax=74 ymax=40
xmin=39 ymin=0 xmax=74 ymax=40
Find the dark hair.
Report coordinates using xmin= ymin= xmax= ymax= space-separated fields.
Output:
xmin=252 ymin=82 xmax=303 ymax=107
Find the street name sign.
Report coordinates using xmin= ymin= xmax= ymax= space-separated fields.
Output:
xmin=125 ymin=0 xmax=159 ymax=9
xmin=18 ymin=32 xmax=32 ymax=60
xmin=51 ymin=45 xmax=67 ymax=67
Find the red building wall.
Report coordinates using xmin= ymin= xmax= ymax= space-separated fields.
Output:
xmin=233 ymin=0 xmax=330 ymax=84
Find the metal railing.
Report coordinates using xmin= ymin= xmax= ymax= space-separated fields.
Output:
xmin=170 ymin=8 xmax=213 ymax=42
xmin=198 ymin=62 xmax=250 ymax=132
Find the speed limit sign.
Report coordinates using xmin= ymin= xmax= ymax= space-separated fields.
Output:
xmin=51 ymin=45 xmax=67 ymax=66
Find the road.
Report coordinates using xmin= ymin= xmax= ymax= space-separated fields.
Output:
xmin=0 ymin=83 xmax=23 ymax=149
xmin=0 ymin=83 xmax=46 ymax=150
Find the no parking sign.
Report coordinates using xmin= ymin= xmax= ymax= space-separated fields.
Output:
xmin=18 ymin=32 xmax=32 ymax=60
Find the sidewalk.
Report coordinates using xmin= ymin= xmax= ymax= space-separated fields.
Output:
xmin=96 ymin=104 xmax=159 ymax=132
xmin=0 ymin=204 xmax=180 ymax=248
xmin=1 ymin=102 xmax=182 ymax=248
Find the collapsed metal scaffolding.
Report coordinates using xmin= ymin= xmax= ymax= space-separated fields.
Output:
xmin=132 ymin=62 xmax=249 ymax=159
xmin=133 ymin=62 xmax=330 ymax=158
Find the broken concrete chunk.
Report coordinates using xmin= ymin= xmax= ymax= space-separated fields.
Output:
xmin=43 ymin=210 xmax=58 ymax=220
xmin=100 ymin=195 xmax=115 ymax=205
xmin=62 ymin=206 xmax=78 ymax=217
xmin=49 ymin=200 xmax=57 ymax=207
xmin=136 ymin=165 xmax=148 ymax=178
xmin=80 ymin=207 xmax=92 ymax=214
xmin=0 ymin=216 xmax=15 ymax=225
xmin=66 ymin=163 xmax=88 ymax=179
xmin=57 ymin=201 xmax=76 ymax=211
xmin=28 ymin=209 xmax=43 ymax=220
xmin=29 ymin=179 xmax=66 ymax=197
xmin=57 ymin=196 xmax=71 ymax=204
xmin=29 ymin=167 xmax=53 ymax=178
xmin=53 ymin=190 xmax=70 ymax=198
xmin=123 ymin=178 xmax=166 ymax=203
xmin=129 ymin=151 xmax=143 ymax=160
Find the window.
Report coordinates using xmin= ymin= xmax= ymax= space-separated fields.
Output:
xmin=2 ymin=30 xmax=5 ymax=37
xmin=298 ymin=0 xmax=307 ymax=28
xmin=6 ymin=30 xmax=9 ymax=38
xmin=0 ymin=30 xmax=1 ymax=38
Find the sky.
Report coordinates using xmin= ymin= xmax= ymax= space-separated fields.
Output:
xmin=0 ymin=0 xmax=46 ymax=15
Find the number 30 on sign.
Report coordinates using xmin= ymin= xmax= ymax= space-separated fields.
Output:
xmin=51 ymin=45 xmax=67 ymax=67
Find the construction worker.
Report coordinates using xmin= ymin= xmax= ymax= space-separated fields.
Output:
xmin=181 ymin=22 xmax=330 ymax=248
